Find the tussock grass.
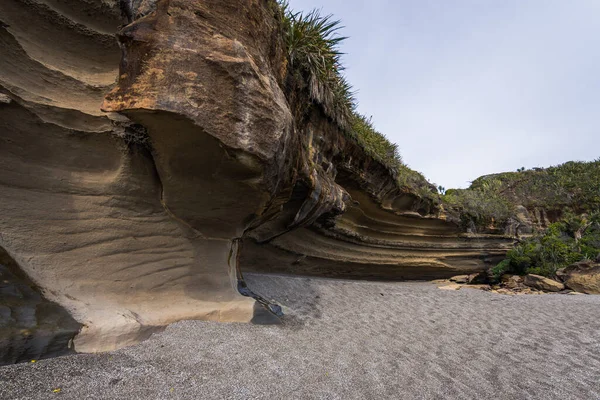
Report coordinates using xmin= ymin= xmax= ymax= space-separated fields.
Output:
xmin=278 ymin=1 xmax=418 ymax=191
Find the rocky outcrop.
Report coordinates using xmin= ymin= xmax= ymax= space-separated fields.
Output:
xmin=561 ymin=261 xmax=600 ymax=294
xmin=0 ymin=0 xmax=514 ymax=361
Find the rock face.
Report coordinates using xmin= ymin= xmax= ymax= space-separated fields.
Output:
xmin=562 ymin=261 xmax=600 ymax=294
xmin=0 ymin=0 xmax=273 ymax=358
xmin=0 ymin=0 xmax=514 ymax=360
xmin=523 ymin=275 xmax=565 ymax=292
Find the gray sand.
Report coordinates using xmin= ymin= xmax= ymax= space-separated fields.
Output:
xmin=1 ymin=274 xmax=600 ymax=399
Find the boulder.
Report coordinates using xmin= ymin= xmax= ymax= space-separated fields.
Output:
xmin=523 ymin=274 xmax=564 ymax=292
xmin=562 ymin=261 xmax=600 ymax=294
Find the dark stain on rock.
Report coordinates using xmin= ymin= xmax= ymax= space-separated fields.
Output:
xmin=0 ymin=247 xmax=81 ymax=365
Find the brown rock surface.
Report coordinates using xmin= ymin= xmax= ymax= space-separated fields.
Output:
xmin=0 ymin=0 xmax=270 ymax=357
xmin=461 ymin=284 xmax=491 ymax=291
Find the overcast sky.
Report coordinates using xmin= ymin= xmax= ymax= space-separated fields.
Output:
xmin=289 ymin=0 xmax=600 ymax=188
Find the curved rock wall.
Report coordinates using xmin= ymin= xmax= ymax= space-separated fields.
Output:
xmin=0 ymin=0 xmax=514 ymax=360
xmin=0 ymin=0 xmax=273 ymax=358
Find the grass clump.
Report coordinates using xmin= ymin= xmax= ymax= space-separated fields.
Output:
xmin=278 ymin=2 xmax=412 ymax=182
xmin=492 ymin=212 xmax=600 ymax=278
xmin=350 ymin=113 xmax=401 ymax=167
xmin=280 ymin=1 xmax=354 ymax=127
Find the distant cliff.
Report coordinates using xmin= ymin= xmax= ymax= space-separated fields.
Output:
xmin=442 ymin=160 xmax=600 ymax=235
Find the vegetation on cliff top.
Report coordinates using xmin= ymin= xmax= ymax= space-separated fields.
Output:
xmin=279 ymin=2 xmax=354 ymax=127
xmin=470 ymin=160 xmax=600 ymax=212
xmin=444 ymin=161 xmax=600 ymax=279
xmin=278 ymin=2 xmax=435 ymax=194
xmin=443 ymin=160 xmax=600 ymax=229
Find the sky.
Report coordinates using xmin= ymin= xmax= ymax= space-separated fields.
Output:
xmin=289 ymin=0 xmax=600 ymax=188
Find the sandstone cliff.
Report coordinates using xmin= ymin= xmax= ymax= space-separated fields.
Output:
xmin=0 ymin=0 xmax=514 ymax=363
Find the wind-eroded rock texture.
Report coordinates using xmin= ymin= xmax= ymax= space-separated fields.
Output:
xmin=0 ymin=0 xmax=513 ymax=362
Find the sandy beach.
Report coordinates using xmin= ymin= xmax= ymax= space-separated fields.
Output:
xmin=1 ymin=273 xmax=599 ymax=399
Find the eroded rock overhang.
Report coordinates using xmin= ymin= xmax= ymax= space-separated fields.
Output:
xmin=0 ymin=0 xmax=514 ymax=360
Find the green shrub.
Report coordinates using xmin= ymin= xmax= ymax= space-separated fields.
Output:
xmin=491 ymin=259 xmax=511 ymax=279
xmin=277 ymin=2 xmax=599 ymax=220
xmin=493 ymin=216 xmax=599 ymax=278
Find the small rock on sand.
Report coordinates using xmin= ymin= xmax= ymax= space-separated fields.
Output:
xmin=449 ymin=275 xmax=469 ymax=284
xmin=439 ymin=284 xmax=461 ymax=291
